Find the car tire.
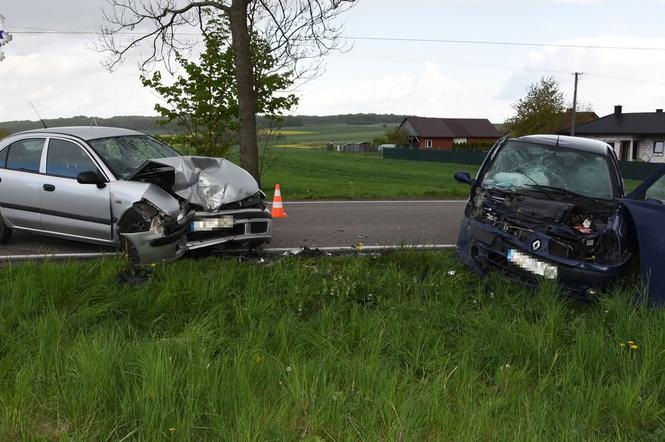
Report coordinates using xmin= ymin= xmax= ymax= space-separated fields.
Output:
xmin=118 ymin=209 xmax=151 ymax=264
xmin=0 ymin=214 xmax=13 ymax=245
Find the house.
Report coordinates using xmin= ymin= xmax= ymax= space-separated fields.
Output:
xmin=398 ymin=116 xmax=501 ymax=151
xmin=559 ymin=109 xmax=598 ymax=134
xmin=567 ymin=105 xmax=665 ymax=162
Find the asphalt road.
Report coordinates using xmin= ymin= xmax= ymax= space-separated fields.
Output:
xmin=0 ymin=200 xmax=467 ymax=257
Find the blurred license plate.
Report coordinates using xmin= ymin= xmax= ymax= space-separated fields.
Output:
xmin=191 ymin=216 xmax=234 ymax=231
xmin=506 ymin=249 xmax=558 ymax=280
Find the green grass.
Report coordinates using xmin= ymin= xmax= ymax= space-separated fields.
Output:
xmin=1 ymin=252 xmax=663 ymax=441
xmin=261 ymin=149 xmax=477 ymax=200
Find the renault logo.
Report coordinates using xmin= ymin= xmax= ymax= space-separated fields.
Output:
xmin=531 ymin=240 xmax=541 ymax=251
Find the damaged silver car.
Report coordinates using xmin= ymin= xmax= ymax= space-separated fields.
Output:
xmin=0 ymin=127 xmax=271 ymax=263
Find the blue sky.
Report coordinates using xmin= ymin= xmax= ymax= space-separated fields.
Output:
xmin=1 ymin=0 xmax=665 ymax=122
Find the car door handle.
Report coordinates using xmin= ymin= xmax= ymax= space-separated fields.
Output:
xmin=43 ymin=184 xmax=56 ymax=192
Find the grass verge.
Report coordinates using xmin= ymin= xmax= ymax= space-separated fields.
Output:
xmin=0 ymin=252 xmax=662 ymax=441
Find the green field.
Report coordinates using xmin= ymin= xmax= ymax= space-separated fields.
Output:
xmin=0 ymin=252 xmax=661 ymax=441
xmin=165 ymin=123 xmax=644 ymax=200
xmin=268 ymin=123 xmax=395 ymax=148
xmin=261 ymin=149 xmax=477 ymax=200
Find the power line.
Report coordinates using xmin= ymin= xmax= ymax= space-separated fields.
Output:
xmin=7 ymin=27 xmax=665 ymax=52
xmin=344 ymin=36 xmax=665 ymax=52
xmin=344 ymin=52 xmax=665 ymax=87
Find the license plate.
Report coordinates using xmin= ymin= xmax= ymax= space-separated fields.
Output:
xmin=191 ymin=216 xmax=234 ymax=232
xmin=506 ymin=249 xmax=558 ymax=280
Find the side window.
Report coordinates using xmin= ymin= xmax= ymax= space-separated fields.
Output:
xmin=645 ymin=175 xmax=665 ymax=201
xmin=0 ymin=146 xmax=8 ymax=168
xmin=6 ymin=138 xmax=45 ymax=172
xmin=46 ymin=139 xmax=99 ymax=179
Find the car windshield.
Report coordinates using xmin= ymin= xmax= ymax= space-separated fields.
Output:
xmin=481 ymin=140 xmax=615 ymax=199
xmin=87 ymin=135 xmax=180 ymax=179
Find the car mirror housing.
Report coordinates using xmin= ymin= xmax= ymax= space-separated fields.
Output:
xmin=454 ymin=171 xmax=475 ymax=186
xmin=77 ymin=170 xmax=106 ymax=188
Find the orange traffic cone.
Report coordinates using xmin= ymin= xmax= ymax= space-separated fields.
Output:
xmin=271 ymin=184 xmax=288 ymax=218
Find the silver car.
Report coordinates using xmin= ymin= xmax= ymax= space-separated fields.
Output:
xmin=0 ymin=127 xmax=272 ymax=262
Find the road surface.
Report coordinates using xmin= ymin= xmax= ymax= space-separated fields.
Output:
xmin=0 ymin=200 xmax=467 ymax=257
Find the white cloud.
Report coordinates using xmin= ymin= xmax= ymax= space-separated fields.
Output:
xmin=295 ymin=60 xmax=510 ymax=121
xmin=498 ymin=36 xmax=665 ymax=116
xmin=0 ymin=43 xmax=158 ymax=121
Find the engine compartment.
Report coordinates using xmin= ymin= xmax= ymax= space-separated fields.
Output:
xmin=469 ymin=187 xmax=626 ymax=264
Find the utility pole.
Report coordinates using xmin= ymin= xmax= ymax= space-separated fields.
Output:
xmin=570 ymin=72 xmax=583 ymax=136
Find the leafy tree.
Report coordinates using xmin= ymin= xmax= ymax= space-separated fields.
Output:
xmin=506 ymin=77 xmax=566 ymax=136
xmin=142 ymin=17 xmax=297 ymax=158
xmin=100 ymin=0 xmax=357 ymax=185
xmin=371 ymin=135 xmax=386 ymax=147
xmin=384 ymin=127 xmax=410 ymax=145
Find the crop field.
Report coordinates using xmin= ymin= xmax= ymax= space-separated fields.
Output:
xmin=269 ymin=123 xmax=395 ymax=148
xmin=0 ymin=252 xmax=661 ymax=441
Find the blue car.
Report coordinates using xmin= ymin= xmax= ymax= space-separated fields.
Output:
xmin=454 ymin=134 xmax=665 ymax=305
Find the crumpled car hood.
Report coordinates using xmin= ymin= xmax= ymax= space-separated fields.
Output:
xmin=129 ymin=156 xmax=260 ymax=212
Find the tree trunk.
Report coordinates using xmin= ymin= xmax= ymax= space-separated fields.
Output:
xmin=229 ymin=0 xmax=260 ymax=186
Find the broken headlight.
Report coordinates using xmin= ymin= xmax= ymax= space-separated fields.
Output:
xmin=219 ymin=191 xmax=265 ymax=210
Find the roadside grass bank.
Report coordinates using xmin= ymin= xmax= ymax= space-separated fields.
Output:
xmin=261 ymin=149 xmax=478 ymax=200
xmin=1 ymin=252 xmax=662 ymax=441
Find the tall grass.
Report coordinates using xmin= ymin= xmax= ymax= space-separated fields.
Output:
xmin=0 ymin=252 xmax=664 ymax=440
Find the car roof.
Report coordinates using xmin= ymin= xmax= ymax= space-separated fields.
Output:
xmin=14 ymin=126 xmax=145 ymax=141
xmin=515 ymin=134 xmax=611 ymax=155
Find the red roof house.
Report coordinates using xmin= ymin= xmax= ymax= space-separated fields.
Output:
xmin=399 ymin=116 xmax=501 ymax=151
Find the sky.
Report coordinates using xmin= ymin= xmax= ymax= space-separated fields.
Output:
xmin=1 ymin=0 xmax=665 ymax=123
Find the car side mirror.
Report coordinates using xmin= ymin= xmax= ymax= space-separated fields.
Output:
xmin=454 ymin=171 xmax=475 ymax=185
xmin=77 ymin=170 xmax=106 ymax=189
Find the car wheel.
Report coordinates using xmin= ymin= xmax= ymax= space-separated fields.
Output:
xmin=0 ymin=214 xmax=13 ymax=245
xmin=118 ymin=210 xmax=151 ymax=263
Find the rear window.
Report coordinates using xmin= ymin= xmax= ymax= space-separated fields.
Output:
xmin=6 ymin=138 xmax=45 ymax=173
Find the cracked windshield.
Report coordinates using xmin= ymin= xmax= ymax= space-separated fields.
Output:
xmin=482 ymin=141 xmax=615 ymax=199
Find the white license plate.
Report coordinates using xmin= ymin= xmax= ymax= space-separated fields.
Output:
xmin=191 ymin=216 xmax=234 ymax=232
xmin=506 ymin=249 xmax=558 ymax=280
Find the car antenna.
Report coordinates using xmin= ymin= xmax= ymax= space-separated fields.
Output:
xmin=28 ymin=100 xmax=47 ymax=128
xmin=556 ymin=135 xmax=560 ymax=147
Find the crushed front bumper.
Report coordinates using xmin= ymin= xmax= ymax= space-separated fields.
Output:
xmin=456 ymin=218 xmax=631 ymax=296
xmin=186 ymin=207 xmax=272 ymax=251
xmin=121 ymin=224 xmax=189 ymax=265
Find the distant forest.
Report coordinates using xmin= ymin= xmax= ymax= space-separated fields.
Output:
xmin=0 ymin=113 xmax=406 ymax=135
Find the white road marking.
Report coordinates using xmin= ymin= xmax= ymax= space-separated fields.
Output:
xmin=263 ymin=244 xmax=456 ymax=253
xmin=271 ymin=200 xmax=467 ymax=205
xmin=0 ymin=252 xmax=119 ymax=260
xmin=0 ymin=244 xmax=457 ymax=261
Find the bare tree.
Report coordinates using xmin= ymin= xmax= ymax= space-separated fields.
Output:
xmin=98 ymin=0 xmax=356 ymax=185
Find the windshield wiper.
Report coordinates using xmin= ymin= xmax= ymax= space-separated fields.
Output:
xmin=525 ymin=184 xmax=606 ymax=202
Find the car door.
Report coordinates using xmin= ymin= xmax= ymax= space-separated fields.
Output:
xmin=0 ymin=137 xmax=45 ymax=230
xmin=39 ymin=138 xmax=113 ymax=241
xmin=623 ymin=164 xmax=665 ymax=305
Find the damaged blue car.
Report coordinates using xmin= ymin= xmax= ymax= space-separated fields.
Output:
xmin=455 ymin=134 xmax=665 ymax=305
